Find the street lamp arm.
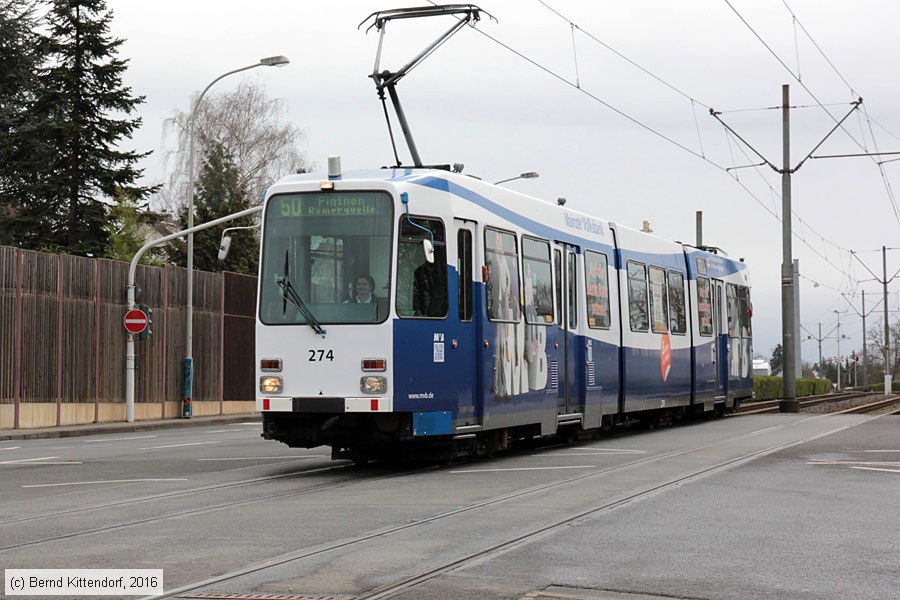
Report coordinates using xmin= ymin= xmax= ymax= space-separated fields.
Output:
xmin=126 ymin=205 xmax=264 ymax=308
xmin=125 ymin=204 xmax=263 ymax=423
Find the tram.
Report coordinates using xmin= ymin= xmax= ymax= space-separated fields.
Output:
xmin=255 ymin=159 xmax=753 ymax=461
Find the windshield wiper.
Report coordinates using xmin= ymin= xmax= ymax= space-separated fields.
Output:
xmin=277 ymin=251 xmax=326 ymax=336
xmin=276 ymin=275 xmax=326 ymax=336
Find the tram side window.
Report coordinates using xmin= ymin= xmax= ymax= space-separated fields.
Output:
xmin=584 ymin=251 xmax=610 ymax=329
xmin=554 ymin=249 xmax=562 ymax=325
xmin=485 ymin=228 xmax=521 ymax=322
xmin=726 ymin=284 xmax=738 ymax=337
xmin=522 ymin=237 xmax=554 ymax=325
xmin=458 ymin=229 xmax=473 ymax=322
xmin=627 ymin=261 xmax=649 ymax=332
xmin=667 ymin=271 xmax=687 ymax=335
xmin=738 ymin=285 xmax=751 ymax=337
xmin=697 ymin=276 xmax=713 ymax=336
xmin=649 ymin=265 xmax=669 ymax=334
xmin=567 ymin=252 xmax=577 ymax=329
xmin=397 ymin=216 xmax=448 ymax=318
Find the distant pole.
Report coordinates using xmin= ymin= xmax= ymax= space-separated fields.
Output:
xmin=696 ymin=211 xmax=703 ymax=247
xmin=817 ymin=323 xmax=823 ymax=367
xmin=835 ymin=311 xmax=842 ymax=391
xmin=862 ymin=290 xmax=869 ymax=389
xmin=793 ymin=259 xmax=801 ymax=379
xmin=884 ymin=246 xmax=892 ymax=396
xmin=780 ymin=84 xmax=798 ymax=412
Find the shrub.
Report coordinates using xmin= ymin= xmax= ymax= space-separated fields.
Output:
xmin=868 ymin=381 xmax=900 ymax=392
xmin=753 ymin=376 xmax=832 ymax=400
xmin=754 ymin=376 xmax=782 ymax=400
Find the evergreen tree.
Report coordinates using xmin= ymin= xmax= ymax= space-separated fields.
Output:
xmin=769 ymin=343 xmax=783 ymax=376
xmin=0 ymin=0 xmax=45 ymax=245
xmin=168 ymin=142 xmax=258 ymax=275
xmin=26 ymin=0 xmax=154 ymax=256
xmin=104 ymin=189 xmax=164 ymax=265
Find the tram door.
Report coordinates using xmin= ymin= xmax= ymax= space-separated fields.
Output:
xmin=556 ymin=244 xmax=583 ymax=417
xmin=712 ymin=279 xmax=726 ymax=398
xmin=454 ymin=220 xmax=481 ymax=426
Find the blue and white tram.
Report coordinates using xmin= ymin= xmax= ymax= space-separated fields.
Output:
xmin=255 ymin=162 xmax=753 ymax=460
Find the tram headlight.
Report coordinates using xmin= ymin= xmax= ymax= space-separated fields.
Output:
xmin=259 ymin=376 xmax=283 ymax=393
xmin=360 ymin=376 xmax=387 ymax=394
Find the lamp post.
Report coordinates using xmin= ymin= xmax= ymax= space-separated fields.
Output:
xmin=494 ymin=171 xmax=539 ymax=185
xmin=183 ymin=55 xmax=289 ymax=418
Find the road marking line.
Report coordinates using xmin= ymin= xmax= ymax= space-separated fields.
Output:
xmin=808 ymin=460 xmax=900 ymax=466
xmin=568 ymin=447 xmax=646 ymax=453
xmin=22 ymin=478 xmax=188 ymax=488
xmin=139 ymin=441 xmax=221 ymax=450
xmin=451 ymin=465 xmax=596 ymax=474
xmin=197 ymin=455 xmax=326 ymax=461
xmin=83 ymin=436 xmax=157 ymax=443
xmin=532 ymin=453 xmax=636 ymax=457
xmin=1 ymin=456 xmax=59 ymax=464
xmin=850 ymin=466 xmax=900 ymax=474
xmin=1 ymin=447 xmax=21 ymax=451
xmin=14 ymin=462 xmax=83 ymax=465
xmin=859 ymin=450 xmax=900 ymax=453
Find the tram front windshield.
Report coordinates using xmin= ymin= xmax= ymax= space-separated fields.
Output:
xmin=259 ymin=191 xmax=393 ymax=326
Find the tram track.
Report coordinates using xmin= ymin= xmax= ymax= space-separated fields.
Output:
xmin=736 ymin=391 xmax=898 ymax=415
xmin=0 ymin=460 xmax=347 ymax=527
xmin=0 ymin=463 xmax=434 ymax=553
xmin=145 ymin=411 xmax=879 ymax=600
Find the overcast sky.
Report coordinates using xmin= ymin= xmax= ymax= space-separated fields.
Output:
xmin=107 ymin=0 xmax=900 ymax=364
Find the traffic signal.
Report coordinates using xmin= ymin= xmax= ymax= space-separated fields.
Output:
xmin=854 ymin=354 xmax=859 ymax=363
xmin=138 ymin=304 xmax=153 ymax=340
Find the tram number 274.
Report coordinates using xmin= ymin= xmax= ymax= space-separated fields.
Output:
xmin=308 ymin=349 xmax=335 ymax=362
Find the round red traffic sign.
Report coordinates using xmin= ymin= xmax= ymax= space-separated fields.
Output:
xmin=123 ymin=308 xmax=148 ymax=334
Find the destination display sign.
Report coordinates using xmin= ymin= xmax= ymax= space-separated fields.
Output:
xmin=279 ymin=195 xmax=378 ymax=218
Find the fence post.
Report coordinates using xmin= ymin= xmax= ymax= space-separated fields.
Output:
xmin=94 ymin=258 xmax=100 ymax=423
xmin=56 ymin=254 xmax=63 ymax=427
xmin=14 ymin=249 xmax=23 ymax=429
xmin=162 ymin=264 xmax=169 ymax=419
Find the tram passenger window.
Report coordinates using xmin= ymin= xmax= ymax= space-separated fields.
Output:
xmin=554 ymin=249 xmax=562 ymax=325
xmin=738 ymin=285 xmax=751 ymax=337
xmin=485 ymin=228 xmax=520 ymax=322
xmin=667 ymin=271 xmax=687 ymax=335
xmin=649 ymin=266 xmax=669 ymax=334
xmin=627 ymin=261 xmax=649 ymax=332
xmin=458 ymin=229 xmax=473 ymax=322
xmin=567 ymin=252 xmax=577 ymax=329
xmin=522 ymin=237 xmax=553 ymax=325
xmin=584 ymin=251 xmax=610 ymax=329
xmin=397 ymin=216 xmax=447 ymax=318
xmin=726 ymin=284 xmax=738 ymax=337
xmin=697 ymin=277 xmax=713 ymax=336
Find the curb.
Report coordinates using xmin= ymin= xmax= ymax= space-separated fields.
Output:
xmin=0 ymin=413 xmax=261 ymax=441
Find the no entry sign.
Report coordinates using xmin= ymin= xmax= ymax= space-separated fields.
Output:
xmin=123 ymin=308 xmax=148 ymax=334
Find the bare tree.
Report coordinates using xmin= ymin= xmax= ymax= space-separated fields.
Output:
xmin=866 ymin=318 xmax=900 ymax=380
xmin=158 ymin=80 xmax=308 ymax=212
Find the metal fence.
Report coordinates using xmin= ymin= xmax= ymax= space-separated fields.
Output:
xmin=0 ymin=245 xmax=257 ymax=429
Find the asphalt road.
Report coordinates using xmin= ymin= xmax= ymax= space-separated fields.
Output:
xmin=1 ymin=414 xmax=897 ymax=600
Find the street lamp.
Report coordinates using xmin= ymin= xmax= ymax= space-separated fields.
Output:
xmin=183 ymin=55 xmax=289 ymax=418
xmin=494 ymin=171 xmax=539 ymax=185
